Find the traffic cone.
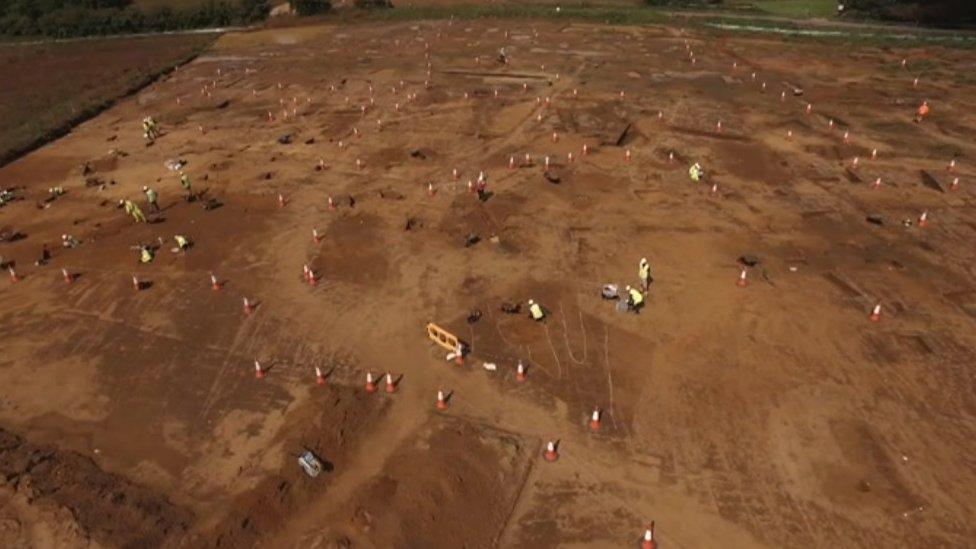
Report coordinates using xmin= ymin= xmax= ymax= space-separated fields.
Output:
xmin=365 ymin=372 xmax=377 ymax=393
xmin=567 ymin=152 xmax=574 ymax=163
xmin=516 ymin=361 xmax=526 ymax=382
xmin=243 ymin=297 xmax=253 ymax=315
xmin=869 ymin=304 xmax=881 ymax=323
xmin=780 ymin=91 xmax=786 ymax=102
xmin=871 ymin=148 xmax=878 ymax=160
xmin=315 ymin=366 xmax=326 ymax=385
xmin=787 ymin=129 xmax=793 ymax=141
xmin=254 ymin=360 xmax=265 ymax=379
xmin=625 ymin=149 xmax=632 ymax=163
xmin=588 ymin=409 xmax=601 ymax=431
xmin=427 ymin=183 xmax=435 ymax=197
xmin=913 ymin=77 xmax=919 ymax=88
xmin=872 ymin=177 xmax=882 ymax=189
xmin=356 ymin=158 xmax=364 ymax=170
xmin=828 ymin=119 xmax=834 ymax=130
xmin=385 ymin=373 xmax=397 ymax=393
xmin=452 ymin=168 xmax=459 ymax=181
xmin=267 ymin=111 xmax=273 ymax=123
xmin=640 ymin=523 xmax=657 ymax=549
xmin=436 ymin=390 xmax=448 ymax=410
xmin=313 ymin=229 xmax=322 ymax=243
xmin=947 ymin=159 xmax=956 ymax=173
xmin=509 ymin=156 xmax=516 ymax=170
xmin=467 ymin=180 xmax=475 ymax=194
xmin=736 ymin=269 xmax=748 ymax=288
xmin=851 ymin=157 xmax=859 ymax=170
xmin=950 ymin=177 xmax=959 ymax=191
xmin=805 ymin=103 xmax=812 ymax=115
xmin=328 ymin=196 xmax=336 ymax=210
xmin=710 ymin=183 xmax=718 ymax=195
xmin=307 ymin=269 xmax=317 ymax=286
xmin=62 ymin=268 xmax=73 ymax=284
xmin=668 ymin=151 xmax=675 ymax=164
xmin=715 ymin=120 xmax=722 ymax=133
xmin=209 ymin=273 xmax=220 ymax=291
xmin=573 ymin=88 xmax=578 ymax=98
xmin=582 ymin=144 xmax=589 ymax=156
xmin=543 ymin=441 xmax=558 ymax=462
xmin=917 ymin=211 xmax=928 ymax=227
xmin=551 ymin=131 xmax=559 ymax=143
xmin=278 ymin=194 xmax=285 ymax=208
xmin=131 ymin=275 xmax=140 ymax=291
xmin=657 ymin=110 xmax=663 ymax=120
xmin=843 ymin=131 xmax=850 ymax=144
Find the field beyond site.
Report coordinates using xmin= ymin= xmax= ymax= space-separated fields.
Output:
xmin=1 ymin=13 xmax=975 ymax=549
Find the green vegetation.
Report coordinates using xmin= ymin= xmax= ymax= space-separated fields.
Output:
xmin=0 ymin=0 xmax=270 ymax=38
xmin=0 ymin=33 xmax=215 ymax=165
xmin=752 ymin=0 xmax=836 ymax=18
xmin=292 ymin=0 xmax=331 ymax=16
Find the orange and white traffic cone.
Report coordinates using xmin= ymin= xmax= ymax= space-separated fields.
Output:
xmin=385 ymin=373 xmax=397 ymax=394
xmin=243 ymin=297 xmax=254 ymax=315
xmin=131 ymin=275 xmax=140 ymax=291
xmin=843 ymin=131 xmax=850 ymax=144
xmin=62 ymin=268 xmax=72 ymax=284
xmin=913 ymin=77 xmax=919 ymax=88
xmin=582 ymin=144 xmax=589 ymax=156
xmin=551 ymin=131 xmax=559 ymax=143
xmin=356 ymin=158 xmax=364 ymax=170
xmin=313 ymin=229 xmax=322 ymax=243
xmin=947 ymin=159 xmax=956 ymax=173
xmin=365 ymin=372 xmax=377 ymax=393
xmin=467 ymin=180 xmax=475 ymax=194
xmin=210 ymin=273 xmax=220 ymax=291
xmin=452 ymin=168 xmax=459 ymax=181
xmin=315 ymin=366 xmax=326 ymax=385
xmin=254 ymin=360 xmax=265 ymax=379
xmin=640 ymin=523 xmax=657 ymax=549
xmin=869 ymin=304 xmax=882 ymax=323
xmin=516 ymin=360 xmax=526 ymax=382
xmin=328 ymin=196 xmax=336 ymax=210
xmin=950 ymin=177 xmax=960 ymax=191
xmin=625 ymin=149 xmax=632 ymax=163
xmin=710 ymin=183 xmax=718 ymax=196
xmin=917 ymin=211 xmax=928 ymax=227
xmin=427 ymin=183 xmax=435 ymax=197
xmin=543 ymin=156 xmax=551 ymax=172
xmin=588 ymin=409 xmax=601 ymax=431
xmin=668 ymin=151 xmax=675 ymax=164
xmin=871 ymin=148 xmax=878 ymax=160
xmin=543 ymin=441 xmax=558 ymax=462
xmin=509 ymin=156 xmax=516 ymax=170
xmin=567 ymin=152 xmax=574 ymax=164
xmin=736 ymin=269 xmax=748 ymax=288
xmin=267 ymin=111 xmax=273 ymax=123
xmin=828 ymin=119 xmax=835 ymax=131
xmin=278 ymin=194 xmax=285 ymax=208
xmin=715 ymin=120 xmax=722 ymax=133
xmin=805 ymin=103 xmax=813 ymax=115
xmin=306 ymin=267 xmax=317 ymax=286
xmin=872 ymin=177 xmax=882 ymax=189
xmin=851 ymin=157 xmax=859 ymax=170
xmin=436 ymin=390 xmax=448 ymax=410
xmin=780 ymin=91 xmax=786 ymax=102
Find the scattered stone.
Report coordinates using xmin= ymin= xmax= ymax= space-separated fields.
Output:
xmin=544 ymin=171 xmax=561 ymax=184
xmin=404 ymin=217 xmax=421 ymax=231
xmin=464 ymin=233 xmax=480 ymax=247
xmin=277 ymin=134 xmax=293 ymax=145
xmin=379 ymin=189 xmax=405 ymax=200
xmin=410 ymin=149 xmax=426 ymax=159
xmin=262 ymin=172 xmax=273 ymax=180
xmin=466 ymin=309 xmax=482 ymax=324
xmin=304 ymin=138 xmax=315 ymax=145
xmin=866 ymin=214 xmax=884 ymax=225
xmin=216 ymin=100 xmax=230 ymax=109
xmin=738 ymin=254 xmax=760 ymax=267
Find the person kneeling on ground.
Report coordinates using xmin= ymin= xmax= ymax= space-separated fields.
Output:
xmin=626 ymin=285 xmax=644 ymax=313
xmin=528 ymin=299 xmax=546 ymax=321
xmin=174 ymin=235 xmax=190 ymax=252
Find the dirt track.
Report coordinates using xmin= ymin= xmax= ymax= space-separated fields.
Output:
xmin=1 ymin=18 xmax=975 ymax=548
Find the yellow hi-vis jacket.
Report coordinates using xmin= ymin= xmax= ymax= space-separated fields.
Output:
xmin=629 ymin=288 xmax=644 ymax=306
xmin=529 ymin=303 xmax=545 ymax=320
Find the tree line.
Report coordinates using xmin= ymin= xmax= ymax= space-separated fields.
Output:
xmin=0 ymin=0 xmax=271 ymax=38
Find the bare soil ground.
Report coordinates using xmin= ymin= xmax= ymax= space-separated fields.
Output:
xmin=1 ymin=17 xmax=975 ymax=548
xmin=0 ymin=33 xmax=215 ymax=166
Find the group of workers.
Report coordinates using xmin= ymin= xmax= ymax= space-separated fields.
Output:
xmin=529 ymin=257 xmax=652 ymax=321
